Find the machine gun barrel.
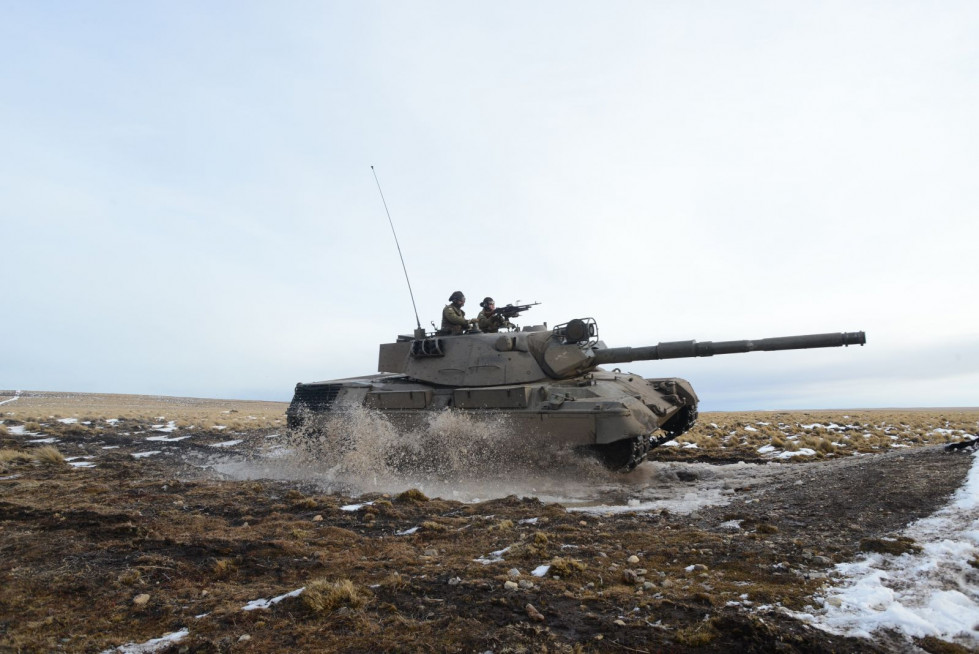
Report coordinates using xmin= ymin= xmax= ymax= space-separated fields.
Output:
xmin=494 ymin=301 xmax=540 ymax=319
xmin=592 ymin=331 xmax=866 ymax=366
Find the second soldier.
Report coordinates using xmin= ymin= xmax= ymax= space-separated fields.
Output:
xmin=476 ymin=297 xmax=514 ymax=334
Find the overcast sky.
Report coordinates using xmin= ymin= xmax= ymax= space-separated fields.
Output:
xmin=2 ymin=1 xmax=977 ymax=410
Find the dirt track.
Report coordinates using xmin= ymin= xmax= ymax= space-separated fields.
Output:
xmin=2 ymin=393 xmax=978 ymax=653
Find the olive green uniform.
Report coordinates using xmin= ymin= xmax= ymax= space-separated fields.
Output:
xmin=441 ymin=304 xmax=470 ymax=335
xmin=477 ymin=309 xmax=512 ymax=334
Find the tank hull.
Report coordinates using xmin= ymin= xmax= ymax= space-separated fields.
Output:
xmin=287 ymin=369 xmax=699 ymax=470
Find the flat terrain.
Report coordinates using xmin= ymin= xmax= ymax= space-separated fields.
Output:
xmin=2 ymin=391 xmax=978 ymax=653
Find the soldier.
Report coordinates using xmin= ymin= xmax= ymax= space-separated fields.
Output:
xmin=476 ymin=297 xmax=514 ymax=333
xmin=440 ymin=291 xmax=476 ymax=336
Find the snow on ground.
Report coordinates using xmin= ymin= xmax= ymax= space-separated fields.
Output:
xmin=475 ymin=546 xmax=511 ymax=565
xmin=99 ymin=628 xmax=189 ymax=654
xmin=0 ymin=391 xmax=21 ymax=406
xmin=793 ymin=451 xmax=979 ymax=648
xmin=151 ymin=421 xmax=177 ymax=433
xmin=532 ymin=564 xmax=551 ymax=577
xmin=242 ymin=587 xmax=305 ymax=611
xmin=145 ymin=434 xmax=191 ymax=442
xmin=340 ymin=501 xmax=375 ymax=512
xmin=774 ymin=448 xmax=817 ymax=459
xmin=568 ymin=486 xmax=733 ymax=515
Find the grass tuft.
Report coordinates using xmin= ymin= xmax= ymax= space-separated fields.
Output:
xmin=674 ymin=618 xmax=720 ymax=646
xmin=34 ymin=446 xmax=65 ymax=465
xmin=302 ymin=578 xmax=368 ymax=614
xmin=548 ymin=556 xmax=586 ymax=577
xmin=212 ymin=558 xmax=237 ymax=579
xmin=396 ymin=488 xmax=429 ymax=503
xmin=0 ymin=449 xmax=34 ymax=465
xmin=860 ymin=537 xmax=922 ymax=556
xmin=118 ymin=569 xmax=142 ymax=586
xmin=380 ymin=572 xmax=407 ymax=589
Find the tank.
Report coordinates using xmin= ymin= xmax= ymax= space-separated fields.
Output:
xmin=288 ymin=315 xmax=866 ymax=471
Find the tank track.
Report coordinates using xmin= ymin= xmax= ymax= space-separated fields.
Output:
xmin=620 ymin=433 xmax=651 ymax=472
xmin=593 ymin=405 xmax=701 ymax=471
xmin=661 ymin=405 xmax=699 ymax=441
xmin=589 ymin=433 xmax=651 ymax=472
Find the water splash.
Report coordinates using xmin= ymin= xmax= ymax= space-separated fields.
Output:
xmin=278 ymin=407 xmax=609 ymax=498
xmin=202 ymin=407 xmax=769 ymax=511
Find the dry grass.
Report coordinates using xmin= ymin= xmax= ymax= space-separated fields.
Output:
xmin=0 ymin=448 xmax=33 ymax=463
xmin=0 ymin=390 xmax=287 ymax=431
xmin=0 ymin=448 xmax=34 ymax=470
xmin=668 ymin=409 xmax=979 ymax=460
xmin=301 ymin=578 xmax=369 ymax=613
xmin=860 ymin=537 xmax=923 ymax=556
xmin=33 ymin=445 xmax=66 ymax=465
xmin=1 ymin=446 xmax=66 ymax=469
xmin=395 ymin=488 xmax=430 ymax=503
xmin=674 ymin=618 xmax=720 ymax=646
xmin=548 ymin=556 xmax=587 ymax=577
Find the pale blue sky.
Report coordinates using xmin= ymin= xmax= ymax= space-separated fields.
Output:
xmin=2 ymin=1 xmax=977 ymax=410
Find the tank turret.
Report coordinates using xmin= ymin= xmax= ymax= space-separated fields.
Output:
xmin=377 ymin=317 xmax=866 ymax=386
xmin=290 ymin=314 xmax=866 ymax=471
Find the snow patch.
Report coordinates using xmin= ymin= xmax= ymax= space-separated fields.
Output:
xmin=800 ymin=451 xmax=979 ymax=647
xmin=340 ymin=502 xmax=375 ymax=512
xmin=475 ymin=546 xmax=512 ymax=565
xmin=100 ymin=628 xmax=189 ymax=653
xmin=242 ymin=587 xmax=305 ymax=611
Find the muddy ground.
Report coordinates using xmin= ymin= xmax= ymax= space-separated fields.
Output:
xmin=1 ymin=392 xmax=978 ymax=653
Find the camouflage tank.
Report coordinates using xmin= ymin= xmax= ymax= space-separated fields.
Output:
xmin=288 ymin=311 xmax=866 ymax=471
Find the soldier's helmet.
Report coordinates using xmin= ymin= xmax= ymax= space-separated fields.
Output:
xmin=449 ymin=291 xmax=465 ymax=302
xmin=480 ymin=297 xmax=494 ymax=308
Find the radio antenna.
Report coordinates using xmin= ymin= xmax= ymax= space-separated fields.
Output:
xmin=371 ymin=166 xmax=422 ymax=332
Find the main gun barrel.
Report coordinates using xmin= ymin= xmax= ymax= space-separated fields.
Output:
xmin=592 ymin=331 xmax=866 ymax=366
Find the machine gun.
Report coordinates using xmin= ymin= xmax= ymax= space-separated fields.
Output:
xmin=492 ymin=301 xmax=540 ymax=321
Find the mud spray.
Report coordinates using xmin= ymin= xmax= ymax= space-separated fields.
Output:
xmin=201 ymin=407 xmax=779 ymax=512
xmin=278 ymin=407 xmax=614 ymax=502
